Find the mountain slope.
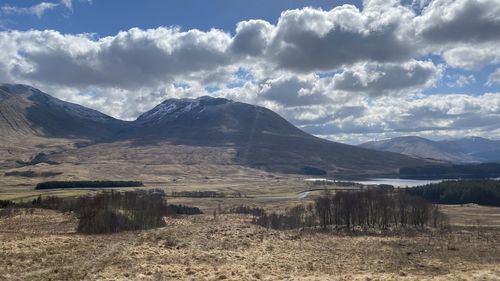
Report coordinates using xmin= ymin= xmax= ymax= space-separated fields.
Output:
xmin=360 ymin=136 xmax=474 ymax=163
xmin=439 ymin=137 xmax=500 ymax=162
xmin=361 ymin=136 xmax=500 ymax=163
xmin=0 ymin=84 xmax=430 ymax=176
xmin=0 ymin=84 xmax=127 ymax=140
xmin=123 ymin=96 xmax=429 ymax=175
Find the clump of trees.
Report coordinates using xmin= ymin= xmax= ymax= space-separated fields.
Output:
xmin=407 ymin=180 xmax=500 ymax=207
xmin=313 ymin=190 xmax=441 ymax=230
xmin=35 ymin=180 xmax=144 ymax=190
xmin=233 ymin=190 xmax=447 ymax=232
xmin=229 ymin=205 xmax=266 ymax=218
xmin=171 ymin=191 xmax=226 ymax=198
xmin=167 ymin=204 xmax=203 ymax=215
xmin=28 ymin=190 xmax=200 ymax=234
xmin=254 ymin=204 xmax=318 ymax=230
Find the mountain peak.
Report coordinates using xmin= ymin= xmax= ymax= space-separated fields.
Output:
xmin=136 ymin=95 xmax=234 ymax=124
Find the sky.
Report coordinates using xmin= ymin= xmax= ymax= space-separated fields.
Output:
xmin=1 ymin=0 xmax=500 ymax=144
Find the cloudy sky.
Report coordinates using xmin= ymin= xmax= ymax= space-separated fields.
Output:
xmin=1 ymin=0 xmax=500 ymax=144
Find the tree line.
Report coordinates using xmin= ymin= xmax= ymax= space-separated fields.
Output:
xmin=171 ymin=191 xmax=226 ymax=198
xmin=35 ymin=180 xmax=144 ymax=190
xmin=407 ymin=180 xmax=500 ymax=207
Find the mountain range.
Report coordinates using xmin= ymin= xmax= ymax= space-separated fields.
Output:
xmin=360 ymin=136 xmax=500 ymax=163
xmin=0 ymin=83 xmax=429 ymax=179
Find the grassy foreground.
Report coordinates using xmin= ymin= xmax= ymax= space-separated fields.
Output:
xmin=1 ymin=203 xmax=499 ymax=280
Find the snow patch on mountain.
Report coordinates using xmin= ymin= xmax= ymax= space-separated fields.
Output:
xmin=136 ymin=96 xmax=232 ymax=124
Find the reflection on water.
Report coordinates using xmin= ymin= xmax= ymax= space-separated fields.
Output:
xmin=353 ymin=178 xmax=444 ymax=188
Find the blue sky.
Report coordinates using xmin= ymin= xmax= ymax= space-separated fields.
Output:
xmin=1 ymin=0 xmax=500 ymax=143
xmin=1 ymin=0 xmax=358 ymax=34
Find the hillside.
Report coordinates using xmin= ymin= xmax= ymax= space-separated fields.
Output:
xmin=0 ymin=84 xmax=127 ymax=140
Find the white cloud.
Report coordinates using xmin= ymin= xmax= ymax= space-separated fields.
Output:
xmin=446 ymin=74 xmax=475 ymax=87
xmin=263 ymin=2 xmax=419 ymax=72
xmin=0 ymin=0 xmax=91 ymax=18
xmin=486 ymin=68 xmax=500 ymax=86
xmin=416 ymin=0 xmax=500 ymax=44
xmin=1 ymin=1 xmax=500 ymax=142
xmin=1 ymin=2 xmax=59 ymax=18
xmin=297 ymin=92 xmax=500 ymax=143
xmin=331 ymin=60 xmax=443 ymax=95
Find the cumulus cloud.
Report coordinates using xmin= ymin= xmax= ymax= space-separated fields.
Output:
xmin=230 ymin=20 xmax=273 ymax=56
xmin=297 ymin=93 xmax=500 ymax=142
xmin=265 ymin=2 xmax=418 ymax=72
xmin=1 ymin=28 xmax=232 ymax=89
xmin=258 ymin=75 xmax=332 ymax=107
xmin=416 ymin=0 xmax=500 ymax=44
xmin=331 ymin=60 xmax=443 ymax=95
xmin=442 ymin=44 xmax=500 ymax=69
xmin=1 ymin=0 xmax=500 ymax=142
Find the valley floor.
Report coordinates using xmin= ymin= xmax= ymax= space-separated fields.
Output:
xmin=1 ymin=206 xmax=499 ymax=281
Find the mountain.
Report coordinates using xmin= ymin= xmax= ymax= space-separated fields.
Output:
xmin=126 ymin=96 xmax=310 ymax=143
xmin=0 ymin=84 xmax=127 ymax=139
xmin=124 ymin=96 xmax=429 ymax=175
xmin=360 ymin=136 xmax=500 ymax=163
xmin=439 ymin=137 xmax=500 ymax=162
xmin=0 ymin=84 xmax=430 ymax=176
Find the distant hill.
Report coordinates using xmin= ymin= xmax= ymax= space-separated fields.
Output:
xmin=0 ymin=84 xmax=430 ymax=176
xmin=439 ymin=137 xmax=500 ymax=163
xmin=360 ymin=136 xmax=500 ymax=163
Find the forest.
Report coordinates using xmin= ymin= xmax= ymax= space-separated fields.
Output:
xmin=407 ymin=180 xmax=500 ymax=207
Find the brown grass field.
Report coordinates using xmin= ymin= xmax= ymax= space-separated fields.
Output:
xmin=1 ymin=138 xmax=499 ymax=280
xmin=1 ymin=192 xmax=500 ymax=281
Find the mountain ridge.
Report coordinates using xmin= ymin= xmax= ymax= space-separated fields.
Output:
xmin=360 ymin=136 xmax=500 ymax=163
xmin=0 ymin=83 xmax=430 ymax=176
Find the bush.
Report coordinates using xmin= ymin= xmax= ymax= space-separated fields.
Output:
xmin=0 ymin=200 xmax=15 ymax=208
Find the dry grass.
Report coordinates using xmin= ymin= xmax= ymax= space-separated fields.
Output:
xmin=1 ymin=138 xmax=499 ymax=280
xmin=1 ymin=206 xmax=499 ymax=281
